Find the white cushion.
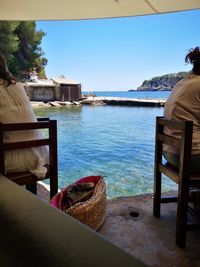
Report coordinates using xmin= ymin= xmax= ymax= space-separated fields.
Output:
xmin=0 ymin=80 xmax=49 ymax=178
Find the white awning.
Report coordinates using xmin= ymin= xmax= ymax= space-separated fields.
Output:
xmin=1 ymin=0 xmax=200 ymax=21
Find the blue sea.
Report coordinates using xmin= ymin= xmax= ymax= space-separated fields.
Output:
xmin=35 ymin=91 xmax=177 ymax=199
xmin=86 ymin=90 xmax=171 ymax=100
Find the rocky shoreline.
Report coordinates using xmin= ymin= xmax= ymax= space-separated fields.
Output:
xmin=31 ymin=96 xmax=166 ymax=108
xmin=31 ymin=100 xmax=82 ymax=108
xmin=136 ymin=71 xmax=187 ymax=91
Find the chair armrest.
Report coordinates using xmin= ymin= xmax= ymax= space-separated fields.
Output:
xmin=37 ymin=117 xmax=50 ymax=121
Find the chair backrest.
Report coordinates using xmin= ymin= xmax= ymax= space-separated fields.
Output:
xmin=155 ymin=116 xmax=193 ymax=183
xmin=0 ymin=119 xmax=58 ymax=198
xmin=154 ymin=117 xmax=200 ymax=248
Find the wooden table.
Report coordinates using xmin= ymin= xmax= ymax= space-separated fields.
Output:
xmin=0 ymin=175 xmax=147 ymax=267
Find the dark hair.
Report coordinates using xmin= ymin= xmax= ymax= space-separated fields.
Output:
xmin=185 ymin=47 xmax=200 ymax=75
xmin=0 ymin=53 xmax=16 ymax=85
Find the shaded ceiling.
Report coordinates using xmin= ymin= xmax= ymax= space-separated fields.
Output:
xmin=1 ymin=0 xmax=200 ymax=21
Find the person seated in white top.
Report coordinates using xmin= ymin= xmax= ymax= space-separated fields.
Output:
xmin=163 ymin=47 xmax=200 ymax=174
xmin=0 ymin=53 xmax=48 ymax=178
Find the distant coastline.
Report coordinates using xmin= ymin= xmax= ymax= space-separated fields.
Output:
xmin=132 ymin=71 xmax=188 ymax=92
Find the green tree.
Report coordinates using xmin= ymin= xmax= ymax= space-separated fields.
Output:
xmin=0 ymin=21 xmax=19 ymax=69
xmin=0 ymin=21 xmax=47 ymax=79
xmin=14 ymin=21 xmax=47 ymax=79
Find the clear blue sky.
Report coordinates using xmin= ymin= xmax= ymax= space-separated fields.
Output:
xmin=36 ymin=9 xmax=200 ymax=91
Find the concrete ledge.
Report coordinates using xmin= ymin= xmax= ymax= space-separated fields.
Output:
xmin=31 ymin=101 xmax=81 ymax=108
xmin=30 ymin=97 xmax=166 ymax=109
xmin=80 ymin=97 xmax=166 ymax=107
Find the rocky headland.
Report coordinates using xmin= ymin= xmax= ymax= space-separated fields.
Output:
xmin=134 ymin=71 xmax=188 ymax=91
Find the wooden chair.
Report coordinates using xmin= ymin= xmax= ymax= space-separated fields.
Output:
xmin=153 ymin=116 xmax=200 ymax=248
xmin=0 ymin=118 xmax=58 ymax=199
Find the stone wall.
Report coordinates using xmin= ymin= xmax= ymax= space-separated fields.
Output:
xmin=55 ymin=84 xmax=82 ymax=101
xmin=25 ymin=83 xmax=82 ymax=102
xmin=25 ymin=85 xmax=55 ymax=101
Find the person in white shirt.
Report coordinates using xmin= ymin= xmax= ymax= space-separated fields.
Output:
xmin=0 ymin=53 xmax=48 ymax=178
xmin=163 ymin=47 xmax=200 ymax=173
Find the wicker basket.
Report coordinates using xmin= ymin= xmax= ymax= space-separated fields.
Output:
xmin=51 ymin=176 xmax=106 ymax=231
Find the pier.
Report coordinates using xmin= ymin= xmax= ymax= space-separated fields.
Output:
xmin=81 ymin=96 xmax=166 ymax=107
xmin=30 ymin=96 xmax=166 ymax=108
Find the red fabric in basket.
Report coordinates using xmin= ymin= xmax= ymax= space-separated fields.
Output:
xmin=51 ymin=176 xmax=102 ymax=209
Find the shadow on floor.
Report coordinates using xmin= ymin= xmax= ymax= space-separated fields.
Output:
xmin=37 ymin=183 xmax=200 ymax=267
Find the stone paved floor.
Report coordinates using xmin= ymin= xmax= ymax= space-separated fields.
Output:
xmin=38 ymin=182 xmax=200 ymax=267
xmin=98 ymin=194 xmax=200 ymax=267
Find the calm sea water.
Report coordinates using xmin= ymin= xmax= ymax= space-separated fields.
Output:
xmin=35 ymin=91 xmax=177 ymax=199
xmin=85 ymin=90 xmax=171 ymax=100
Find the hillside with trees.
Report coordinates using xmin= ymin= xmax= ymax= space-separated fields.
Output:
xmin=135 ymin=72 xmax=188 ymax=91
xmin=0 ymin=21 xmax=47 ymax=79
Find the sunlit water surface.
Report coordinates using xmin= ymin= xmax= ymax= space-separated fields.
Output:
xmin=35 ymin=104 xmax=177 ymax=198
